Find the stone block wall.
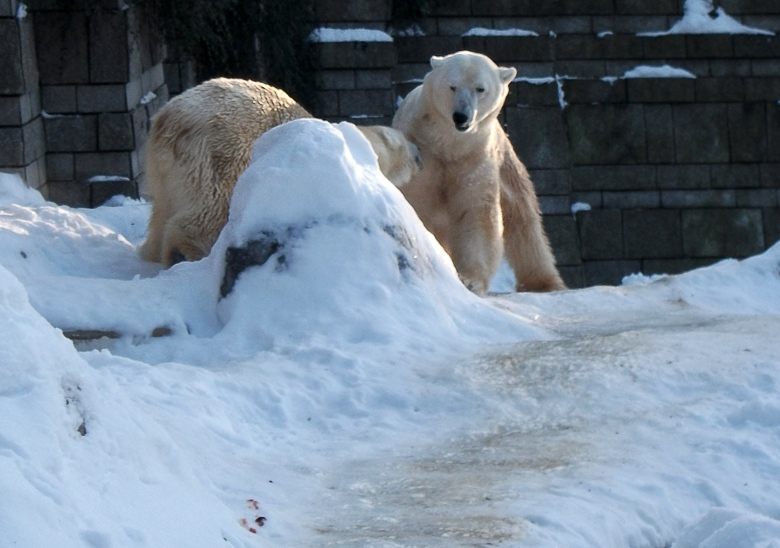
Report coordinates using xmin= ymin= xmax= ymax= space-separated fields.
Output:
xmin=0 ymin=0 xmax=45 ymax=191
xmin=311 ymin=0 xmax=780 ymax=287
xmin=0 ymin=1 xmax=168 ymax=207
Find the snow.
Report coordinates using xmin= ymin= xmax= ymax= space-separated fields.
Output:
xmin=641 ymin=0 xmax=774 ymax=36
xmin=2 ymin=117 xmax=780 ymax=548
xmin=309 ymin=28 xmax=393 ymax=43
xmin=462 ymin=28 xmax=538 ymax=37
xmin=622 ymin=65 xmax=697 ymax=79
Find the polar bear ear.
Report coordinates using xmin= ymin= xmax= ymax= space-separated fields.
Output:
xmin=430 ymin=55 xmax=446 ymax=69
xmin=499 ymin=66 xmax=517 ymax=84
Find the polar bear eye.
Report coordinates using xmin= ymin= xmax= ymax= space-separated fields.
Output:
xmin=476 ymin=86 xmax=485 ymax=93
xmin=449 ymin=85 xmax=456 ymax=92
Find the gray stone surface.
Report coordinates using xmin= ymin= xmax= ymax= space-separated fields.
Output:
xmin=35 ymin=11 xmax=89 ymax=85
xmin=728 ymin=103 xmax=767 ymax=162
xmin=543 ymin=214 xmax=581 ymax=266
xmin=577 ymin=209 xmax=623 ymax=260
xmin=583 ymin=259 xmax=642 ymax=286
xmin=682 ymin=208 xmax=765 ymax=258
xmin=44 ymin=115 xmax=97 ymax=152
xmin=567 ymin=105 xmax=646 ymax=165
xmin=98 ymin=112 xmax=134 ymax=151
xmin=623 ymin=209 xmax=682 ymax=259
xmin=644 ymin=104 xmax=675 ymax=164
xmin=673 ymin=104 xmax=730 ymax=163
xmin=506 ymin=107 xmax=570 ymax=169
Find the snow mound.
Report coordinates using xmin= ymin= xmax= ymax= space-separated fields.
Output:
xmin=641 ymin=0 xmax=774 ymax=36
xmin=212 ymin=119 xmax=542 ymax=347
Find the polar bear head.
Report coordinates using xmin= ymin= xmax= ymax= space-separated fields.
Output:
xmin=357 ymin=125 xmax=423 ymax=187
xmin=424 ymin=51 xmax=517 ymax=133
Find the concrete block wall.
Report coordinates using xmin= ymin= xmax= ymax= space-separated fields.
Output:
xmin=312 ymin=0 xmax=780 ymax=287
xmin=32 ymin=1 xmax=169 ymax=206
xmin=0 ymin=1 xmax=168 ymax=207
xmin=0 ymin=0 xmax=45 ymax=191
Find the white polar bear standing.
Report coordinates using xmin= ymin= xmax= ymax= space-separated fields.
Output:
xmin=392 ymin=51 xmax=565 ymax=294
xmin=139 ymin=78 xmax=422 ymax=267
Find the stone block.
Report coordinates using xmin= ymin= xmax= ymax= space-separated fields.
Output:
xmin=543 ymin=214 xmax=581 ymax=266
xmin=355 ymin=69 xmax=392 ymax=89
xmin=769 ymin=104 xmax=780 ymax=162
xmin=557 ymin=34 xmax=643 ymax=60
xmin=89 ymin=8 xmax=129 ymax=83
xmin=710 ymin=60 xmax=751 ymax=77
xmin=41 ymin=85 xmax=77 ymax=114
xmin=641 ymin=35 xmax=686 ymax=59
xmin=0 ymin=94 xmax=35 ymax=126
xmin=433 ymin=0 xmax=472 ymax=17
xmin=22 ymin=116 xmax=45 ymax=164
xmin=624 ymin=209 xmax=682 ymax=259
xmin=760 ymin=163 xmax=780 ymax=188
xmin=554 ymin=60 xmax=606 ymax=78
xmin=685 ymin=35 xmax=734 ymax=58
xmin=660 ymin=190 xmax=736 ymax=208
xmin=505 ymin=107 xmax=570 ymax=169
xmin=673 ymin=104 xmax=730 ymax=163
xmin=77 ymin=84 xmax=127 ymax=113
xmin=764 ymin=208 xmax=780 ymax=249
xmin=682 ymin=208 xmax=765 ymax=258
xmin=35 ymin=11 xmax=89 ymax=85
xmin=337 ymin=89 xmax=394 ymax=116
xmin=641 ymin=257 xmax=718 ymax=276
xmin=46 ymin=181 xmax=91 ymax=208
xmin=98 ymin=112 xmax=134 ymax=151
xmin=472 ymin=0 xmax=613 ymax=16
xmin=44 ymin=114 xmax=97 ymax=152
xmin=0 ymin=0 xmax=19 ymax=17
xmin=529 ymin=169 xmax=571 ymax=195
xmin=538 ymin=196 xmax=571 ymax=215
xmin=616 ymin=0 xmax=679 ymax=14
xmin=394 ymin=36 xmax=463 ymax=64
xmin=91 ymin=178 xmax=138 ymax=206
xmin=0 ymin=19 xmax=24 ymax=94
xmin=577 ymin=209 xmax=623 ymax=260
xmin=563 ymin=79 xmax=627 ymax=104
xmin=558 ymin=266 xmax=585 ymax=289
xmin=733 ymin=35 xmax=780 ymax=58
xmin=314 ymin=90 xmax=339 ymax=118
xmin=752 ymin=60 xmax=780 ymax=77
xmin=0 ymin=127 xmax=23 ymax=165
xmin=728 ymin=103 xmax=767 ymax=162
xmin=737 ymin=189 xmax=778 ymax=208
xmin=719 ymin=0 xmax=780 ymax=14
xmin=75 ymin=151 xmax=132 ymax=181
xmin=566 ymin=104 xmax=647 ymax=165
xmin=313 ymin=0 xmax=390 ymax=21
xmin=644 ymin=104 xmax=675 ymax=163
xmin=627 ymin=78 xmax=695 ymax=103
xmin=46 ymin=153 xmax=74 ymax=181
xmin=464 ymin=35 xmax=555 ymax=63
xmin=583 ymin=260 xmax=642 ymax=286
xmin=510 ymin=81 xmax=560 ymax=107
xmin=694 ymin=78 xmax=744 ymax=102
xmin=744 ymin=77 xmax=780 ymax=101
xmin=436 ymin=17 xmax=492 ymax=37
xmin=603 ymin=190 xmax=660 ymax=209
xmin=711 ymin=164 xmax=761 ymax=189
xmin=571 ymin=165 xmax=657 ymax=191
xmin=316 ymin=42 xmax=396 ymax=70
xmin=658 ymin=164 xmax=712 ymax=190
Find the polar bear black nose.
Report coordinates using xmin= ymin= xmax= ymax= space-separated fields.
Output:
xmin=453 ymin=112 xmax=469 ymax=128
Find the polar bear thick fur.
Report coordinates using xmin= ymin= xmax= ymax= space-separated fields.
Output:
xmin=139 ymin=77 xmax=422 ymax=267
xmin=392 ymin=51 xmax=565 ymax=294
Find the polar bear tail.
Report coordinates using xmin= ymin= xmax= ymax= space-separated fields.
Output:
xmin=499 ymin=141 xmax=566 ymax=292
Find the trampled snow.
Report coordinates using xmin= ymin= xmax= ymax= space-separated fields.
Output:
xmin=2 ymin=118 xmax=780 ymax=548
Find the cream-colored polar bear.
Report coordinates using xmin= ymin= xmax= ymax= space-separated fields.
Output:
xmin=392 ymin=51 xmax=565 ymax=294
xmin=139 ymin=77 xmax=422 ymax=267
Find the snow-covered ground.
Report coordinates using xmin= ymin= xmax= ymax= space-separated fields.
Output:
xmin=2 ymin=119 xmax=780 ymax=548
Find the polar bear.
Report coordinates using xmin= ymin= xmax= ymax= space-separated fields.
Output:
xmin=139 ymin=77 xmax=422 ymax=267
xmin=392 ymin=51 xmax=565 ymax=294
